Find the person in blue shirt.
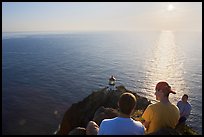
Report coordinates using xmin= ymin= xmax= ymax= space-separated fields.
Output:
xmin=177 ymin=94 xmax=192 ymax=124
xmin=98 ymin=92 xmax=145 ymax=135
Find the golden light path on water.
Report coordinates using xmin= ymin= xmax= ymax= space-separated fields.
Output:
xmin=142 ymin=31 xmax=188 ymax=104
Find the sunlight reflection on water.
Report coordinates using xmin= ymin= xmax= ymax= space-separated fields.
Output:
xmin=143 ymin=31 xmax=187 ymax=104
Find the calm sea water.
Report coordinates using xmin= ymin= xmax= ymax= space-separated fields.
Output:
xmin=2 ymin=31 xmax=202 ymax=135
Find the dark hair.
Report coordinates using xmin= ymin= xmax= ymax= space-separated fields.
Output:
xmin=68 ymin=127 xmax=86 ymax=135
xmin=183 ymin=94 xmax=188 ymax=99
xmin=118 ymin=93 xmax=136 ymax=115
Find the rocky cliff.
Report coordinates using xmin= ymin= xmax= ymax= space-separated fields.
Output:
xmin=55 ymin=85 xmax=198 ymax=135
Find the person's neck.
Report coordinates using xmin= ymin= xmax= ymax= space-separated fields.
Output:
xmin=160 ymin=97 xmax=170 ymax=104
xmin=118 ymin=113 xmax=131 ymax=118
xmin=182 ymin=101 xmax=188 ymax=104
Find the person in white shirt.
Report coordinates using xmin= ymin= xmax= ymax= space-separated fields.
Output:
xmin=98 ymin=92 xmax=145 ymax=135
xmin=177 ymin=94 xmax=192 ymax=124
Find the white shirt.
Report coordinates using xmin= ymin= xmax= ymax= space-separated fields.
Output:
xmin=98 ymin=117 xmax=145 ymax=135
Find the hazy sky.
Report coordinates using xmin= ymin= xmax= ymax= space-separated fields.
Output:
xmin=2 ymin=2 xmax=202 ymax=32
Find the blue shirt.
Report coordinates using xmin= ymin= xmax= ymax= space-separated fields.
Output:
xmin=177 ymin=101 xmax=192 ymax=119
xmin=98 ymin=117 xmax=145 ymax=135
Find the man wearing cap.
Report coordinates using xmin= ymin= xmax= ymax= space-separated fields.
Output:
xmin=141 ymin=81 xmax=180 ymax=134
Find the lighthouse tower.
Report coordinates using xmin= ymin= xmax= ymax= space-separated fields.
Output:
xmin=108 ymin=75 xmax=116 ymax=91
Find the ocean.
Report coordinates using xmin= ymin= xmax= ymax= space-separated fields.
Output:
xmin=2 ymin=31 xmax=202 ymax=134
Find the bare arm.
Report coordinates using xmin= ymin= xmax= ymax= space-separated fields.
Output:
xmin=143 ymin=120 xmax=150 ymax=131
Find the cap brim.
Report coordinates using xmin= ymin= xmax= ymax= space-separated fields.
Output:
xmin=170 ymin=90 xmax=176 ymax=94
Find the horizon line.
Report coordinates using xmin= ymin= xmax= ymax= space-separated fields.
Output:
xmin=2 ymin=29 xmax=202 ymax=33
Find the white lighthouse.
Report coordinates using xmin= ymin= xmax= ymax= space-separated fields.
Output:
xmin=108 ymin=75 xmax=116 ymax=91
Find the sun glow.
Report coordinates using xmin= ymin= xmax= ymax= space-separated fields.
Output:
xmin=167 ymin=4 xmax=174 ymax=11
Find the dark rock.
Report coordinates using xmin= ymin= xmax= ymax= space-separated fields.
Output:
xmin=55 ymin=85 xmax=150 ymax=135
xmin=93 ymin=106 xmax=119 ymax=126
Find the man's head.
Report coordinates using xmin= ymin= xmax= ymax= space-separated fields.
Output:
xmin=155 ymin=81 xmax=176 ymax=100
xmin=118 ymin=92 xmax=136 ymax=116
xmin=182 ymin=94 xmax=188 ymax=103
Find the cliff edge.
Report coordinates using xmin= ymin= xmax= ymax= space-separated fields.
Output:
xmin=55 ymin=85 xmax=198 ymax=135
